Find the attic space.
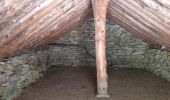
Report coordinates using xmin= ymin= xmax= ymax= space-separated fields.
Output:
xmin=1 ymin=0 xmax=170 ymax=100
xmin=0 ymin=20 xmax=170 ymax=100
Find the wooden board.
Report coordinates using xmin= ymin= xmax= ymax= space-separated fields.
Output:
xmin=0 ymin=0 xmax=92 ymax=59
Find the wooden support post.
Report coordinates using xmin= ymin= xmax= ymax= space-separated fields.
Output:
xmin=92 ymin=0 xmax=109 ymax=97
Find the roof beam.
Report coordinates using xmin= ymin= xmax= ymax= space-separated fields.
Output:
xmin=107 ymin=0 xmax=170 ymax=50
xmin=0 ymin=0 xmax=61 ymax=47
xmin=0 ymin=0 xmax=92 ymax=59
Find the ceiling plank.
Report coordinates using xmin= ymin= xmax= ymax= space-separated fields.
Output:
xmin=0 ymin=0 xmax=92 ymax=59
xmin=0 ymin=0 xmax=62 ymax=47
xmin=107 ymin=0 xmax=170 ymax=50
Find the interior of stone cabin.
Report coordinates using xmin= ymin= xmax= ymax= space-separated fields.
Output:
xmin=0 ymin=0 xmax=170 ymax=100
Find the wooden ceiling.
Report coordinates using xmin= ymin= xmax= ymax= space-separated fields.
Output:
xmin=0 ymin=0 xmax=170 ymax=59
xmin=0 ymin=0 xmax=93 ymax=58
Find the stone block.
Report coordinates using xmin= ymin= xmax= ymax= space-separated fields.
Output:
xmin=0 ymin=75 xmax=7 ymax=85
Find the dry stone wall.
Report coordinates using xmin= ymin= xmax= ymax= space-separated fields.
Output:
xmin=144 ymin=49 xmax=170 ymax=81
xmin=0 ymin=20 xmax=149 ymax=100
xmin=0 ymin=20 xmax=170 ymax=100
xmin=0 ymin=51 xmax=49 ymax=100
xmin=52 ymin=20 xmax=148 ymax=68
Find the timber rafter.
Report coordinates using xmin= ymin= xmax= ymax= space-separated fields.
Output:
xmin=1 ymin=0 xmax=170 ymax=58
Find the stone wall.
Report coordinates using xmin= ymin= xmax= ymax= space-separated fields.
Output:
xmin=0 ymin=20 xmax=149 ymax=100
xmin=1 ymin=20 xmax=170 ymax=100
xmin=0 ymin=51 xmax=49 ymax=100
xmin=144 ymin=49 xmax=170 ymax=81
xmin=51 ymin=20 xmax=148 ymax=68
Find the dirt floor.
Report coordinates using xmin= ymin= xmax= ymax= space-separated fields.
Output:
xmin=16 ymin=67 xmax=170 ymax=100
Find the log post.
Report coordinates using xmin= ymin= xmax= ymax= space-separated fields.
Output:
xmin=92 ymin=0 xmax=109 ymax=97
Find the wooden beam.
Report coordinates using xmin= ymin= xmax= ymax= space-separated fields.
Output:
xmin=92 ymin=0 xmax=109 ymax=97
xmin=0 ymin=0 xmax=61 ymax=47
xmin=107 ymin=0 xmax=170 ymax=49
xmin=0 ymin=0 xmax=92 ymax=59
xmin=1 ymin=0 xmax=170 ymax=58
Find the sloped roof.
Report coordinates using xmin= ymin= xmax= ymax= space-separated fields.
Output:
xmin=0 ymin=0 xmax=170 ymax=58
xmin=0 ymin=0 xmax=92 ymax=58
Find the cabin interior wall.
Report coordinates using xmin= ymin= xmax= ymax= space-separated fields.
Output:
xmin=49 ymin=20 xmax=148 ymax=68
xmin=144 ymin=49 xmax=170 ymax=81
xmin=0 ymin=20 xmax=170 ymax=100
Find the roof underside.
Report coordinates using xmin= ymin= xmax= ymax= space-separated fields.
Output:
xmin=0 ymin=0 xmax=170 ymax=58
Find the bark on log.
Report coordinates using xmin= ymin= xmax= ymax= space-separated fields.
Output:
xmin=0 ymin=0 xmax=92 ymax=59
xmin=107 ymin=0 xmax=170 ymax=50
xmin=92 ymin=0 xmax=109 ymax=97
